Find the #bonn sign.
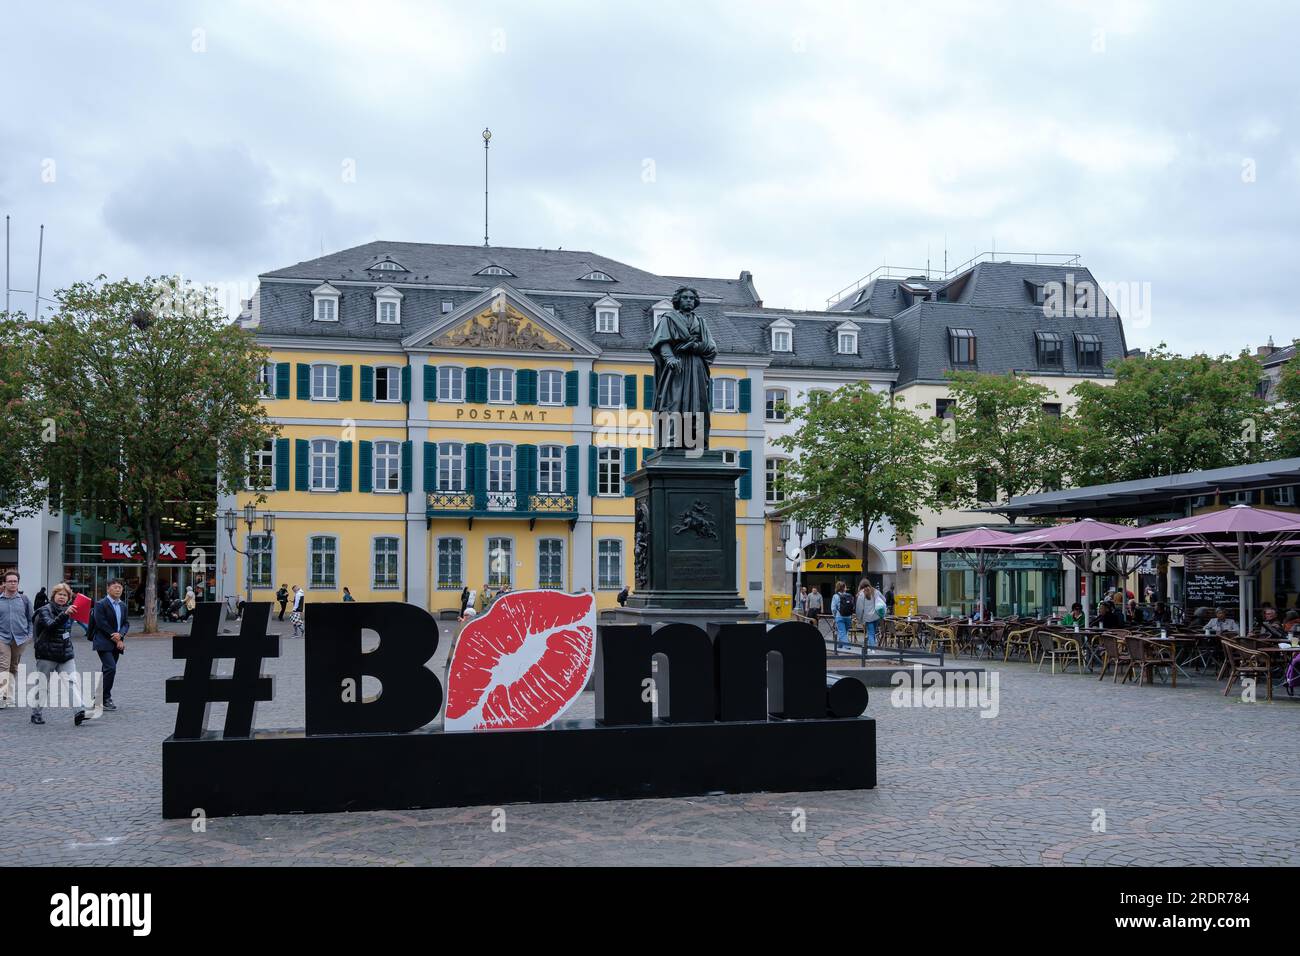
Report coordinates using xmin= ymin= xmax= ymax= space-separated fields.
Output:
xmin=162 ymin=592 xmax=875 ymax=818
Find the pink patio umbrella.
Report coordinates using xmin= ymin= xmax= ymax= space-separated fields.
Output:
xmin=1089 ymin=505 xmax=1300 ymax=635
xmin=989 ymin=517 xmax=1134 ymax=627
xmin=890 ymin=527 xmax=1017 ymax=618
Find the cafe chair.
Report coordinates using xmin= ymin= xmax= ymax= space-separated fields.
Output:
xmin=1220 ymin=640 xmax=1273 ymax=702
xmin=1124 ymin=635 xmax=1176 ymax=688
xmin=1095 ymin=633 xmax=1131 ymax=683
xmin=1035 ymin=630 xmax=1083 ymax=674
xmin=1004 ymin=626 xmax=1037 ymax=663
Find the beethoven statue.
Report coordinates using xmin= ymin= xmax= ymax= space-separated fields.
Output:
xmin=649 ymin=286 xmax=717 ymax=450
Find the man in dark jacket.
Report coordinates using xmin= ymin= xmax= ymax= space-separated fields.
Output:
xmin=89 ymin=579 xmax=129 ymax=712
xmin=276 ymin=584 xmax=289 ymax=621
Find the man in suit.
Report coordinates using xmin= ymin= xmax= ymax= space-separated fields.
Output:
xmin=89 ymin=579 xmax=129 ymax=712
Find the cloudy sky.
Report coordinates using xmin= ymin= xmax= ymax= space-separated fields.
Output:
xmin=2 ymin=0 xmax=1297 ymax=353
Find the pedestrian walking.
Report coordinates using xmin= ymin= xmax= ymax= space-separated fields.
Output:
xmin=180 ymin=586 xmax=196 ymax=622
xmin=0 ymin=570 xmax=34 ymax=708
xmin=290 ymin=585 xmax=305 ymax=637
xmin=88 ymin=579 xmax=129 ymax=712
xmin=459 ymin=586 xmax=471 ymax=617
xmin=856 ymin=579 xmax=885 ymax=648
xmin=832 ymin=581 xmax=854 ymax=652
xmin=30 ymin=583 xmax=87 ymax=726
xmin=342 ymin=587 xmax=355 ymax=601
xmin=806 ymin=587 xmax=823 ymax=617
xmin=795 ymin=586 xmax=808 ymax=615
xmin=33 ymin=587 xmax=49 ymax=612
xmin=275 ymin=584 xmax=289 ymax=621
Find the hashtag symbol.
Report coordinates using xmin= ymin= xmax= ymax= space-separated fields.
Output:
xmin=165 ymin=602 xmax=279 ymax=739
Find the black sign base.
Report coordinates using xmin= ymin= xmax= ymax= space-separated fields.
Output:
xmin=162 ymin=717 xmax=875 ymax=818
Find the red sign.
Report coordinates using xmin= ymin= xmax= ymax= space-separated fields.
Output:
xmin=69 ymin=593 xmax=92 ymax=625
xmin=100 ymin=540 xmax=188 ymax=561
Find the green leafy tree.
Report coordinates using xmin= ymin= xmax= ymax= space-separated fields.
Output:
xmin=772 ymin=383 xmax=941 ymax=567
xmin=28 ymin=276 xmax=277 ymax=632
xmin=1068 ymin=346 xmax=1274 ymax=485
xmin=0 ymin=312 xmax=46 ymax=523
xmin=1270 ymin=346 xmax=1300 ymax=459
xmin=933 ymin=371 xmax=1069 ymax=512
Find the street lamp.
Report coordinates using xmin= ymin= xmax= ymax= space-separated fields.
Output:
xmin=792 ymin=520 xmax=809 ymax=612
xmin=222 ymin=504 xmax=276 ymax=612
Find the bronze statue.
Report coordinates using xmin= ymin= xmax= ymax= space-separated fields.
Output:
xmin=649 ymin=286 xmax=717 ymax=450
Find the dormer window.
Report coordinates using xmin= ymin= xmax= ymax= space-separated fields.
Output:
xmin=1027 ymin=281 xmax=1047 ymax=306
xmin=476 ymin=265 xmax=515 ymax=277
xmin=1035 ymin=330 xmax=1063 ymax=368
xmin=375 ymin=286 xmax=402 ymax=325
xmin=835 ymin=322 xmax=859 ymax=355
xmin=1075 ymin=332 xmax=1103 ymax=370
xmin=949 ymin=327 xmax=977 ymax=366
xmin=652 ymin=299 xmax=673 ymax=324
xmin=593 ymin=295 xmax=621 ymax=333
xmin=312 ymin=283 xmax=341 ymax=322
xmin=367 ymin=258 xmax=406 ymax=272
xmin=579 ymin=270 xmax=615 ymax=282
xmin=770 ymin=319 xmax=794 ymax=353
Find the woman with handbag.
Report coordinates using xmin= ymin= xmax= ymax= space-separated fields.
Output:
xmin=856 ymin=580 xmax=886 ymax=648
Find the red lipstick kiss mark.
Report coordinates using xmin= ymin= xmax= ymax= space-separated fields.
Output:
xmin=445 ymin=590 xmax=597 ymax=731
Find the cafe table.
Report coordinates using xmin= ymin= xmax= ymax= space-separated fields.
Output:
xmin=1134 ymin=633 xmax=1202 ymax=679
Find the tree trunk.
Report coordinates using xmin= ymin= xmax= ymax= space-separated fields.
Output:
xmin=143 ymin=512 xmax=159 ymax=634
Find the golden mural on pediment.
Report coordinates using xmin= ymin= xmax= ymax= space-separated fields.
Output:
xmin=432 ymin=304 xmax=572 ymax=351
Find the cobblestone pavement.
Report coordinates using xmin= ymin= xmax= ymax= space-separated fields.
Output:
xmin=3 ymin=621 xmax=1298 ymax=866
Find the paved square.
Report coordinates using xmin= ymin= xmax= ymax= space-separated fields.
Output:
xmin=3 ymin=621 xmax=1298 ymax=866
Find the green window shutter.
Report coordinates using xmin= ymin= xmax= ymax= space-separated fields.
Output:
xmin=296 ymin=364 xmax=310 ymax=400
xmin=739 ymin=378 xmax=752 ymax=414
xmin=623 ymin=374 xmax=637 ymax=409
xmin=359 ymin=365 xmax=374 ymax=402
xmin=468 ymin=367 xmax=487 ymax=404
xmin=565 ymin=370 xmax=579 ymax=407
xmin=423 ymin=364 xmax=438 ymax=402
xmin=643 ymin=374 xmax=654 ymax=409
xmin=338 ymin=365 xmax=353 ymax=402
xmin=423 ymin=442 xmax=438 ymax=493
xmin=294 ymin=439 xmax=309 ymax=490
xmin=274 ymin=438 xmax=290 ymax=490
xmin=738 ymin=450 xmax=752 ymax=500
xmin=468 ymin=443 xmax=487 ymax=497
xmin=400 ymin=441 xmax=413 ymax=493
xmin=588 ymin=371 xmax=599 ymax=407
xmin=338 ymin=441 xmax=352 ymax=493
xmin=358 ymin=441 xmax=373 ymax=493
xmin=516 ymin=444 xmax=536 ymax=504
xmin=401 ymin=366 xmax=411 ymax=403
xmin=623 ymin=447 xmax=637 ymax=496
xmin=588 ymin=445 xmax=598 ymax=496
xmin=565 ymin=445 xmax=579 ymax=495
xmin=517 ymin=369 xmax=537 ymax=405
xmin=275 ymin=363 xmax=290 ymax=399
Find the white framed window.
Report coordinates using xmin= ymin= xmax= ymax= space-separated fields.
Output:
xmin=652 ymin=299 xmax=673 ymax=324
xmin=477 ymin=265 xmax=514 ymax=277
xmin=488 ymin=368 xmax=514 ymax=403
xmin=838 ymin=330 xmax=858 ymax=354
xmin=581 ymin=271 xmax=615 ymax=282
xmin=597 ymin=447 xmax=622 ymax=496
xmin=436 ymin=538 xmax=464 ymax=590
xmin=258 ymin=362 xmax=276 ymax=399
xmin=487 ymin=537 xmax=514 ymax=588
xmin=310 ymin=364 xmax=339 ymax=401
xmin=488 ymin=443 xmax=514 ymax=492
xmin=246 ymin=439 xmax=275 ymax=491
xmin=309 ymin=536 xmax=337 ymax=588
xmin=538 ymin=539 xmax=565 ymax=590
xmin=437 ymin=442 xmax=465 ymax=492
xmin=310 ymin=439 xmax=338 ymax=491
xmin=538 ymin=445 xmax=564 ymax=494
xmin=373 ymin=537 xmax=400 ymax=589
xmin=374 ymin=286 xmax=402 ymax=325
xmin=438 ymin=366 xmax=464 ymax=402
xmin=312 ymin=283 xmax=340 ymax=322
xmin=370 ymin=260 xmax=403 ymax=272
xmin=596 ymin=309 xmax=618 ymax=333
xmin=771 ymin=328 xmax=792 ymax=352
xmin=539 ymin=369 xmax=564 ymax=405
xmin=441 ymin=299 xmax=454 ymax=314
xmin=373 ymin=440 xmax=401 ymax=492
xmin=597 ymin=539 xmax=623 ymax=590
xmin=374 ymin=365 xmax=400 ymax=402
xmin=712 ymin=378 xmax=737 ymax=412
xmin=766 ymin=457 xmax=786 ymax=504
xmin=248 ymin=535 xmax=273 ymax=589
xmin=1271 ymin=486 xmax=1296 ymax=507
xmin=1228 ymin=490 xmax=1254 ymax=505
xmin=765 ymin=388 xmax=788 ymax=421
xmin=598 ymin=372 xmax=624 ymax=408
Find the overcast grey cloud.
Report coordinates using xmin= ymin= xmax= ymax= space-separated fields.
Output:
xmin=2 ymin=0 xmax=1297 ymax=352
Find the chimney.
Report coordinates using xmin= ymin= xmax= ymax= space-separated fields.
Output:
xmin=739 ymin=270 xmax=761 ymax=308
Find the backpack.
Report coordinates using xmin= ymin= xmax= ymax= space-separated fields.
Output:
xmin=835 ymin=592 xmax=853 ymax=617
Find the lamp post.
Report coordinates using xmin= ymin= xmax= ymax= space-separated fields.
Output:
xmin=223 ymin=505 xmax=276 ymax=611
xmin=790 ymin=519 xmax=808 ymax=610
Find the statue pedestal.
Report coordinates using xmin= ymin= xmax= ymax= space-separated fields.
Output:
xmin=613 ymin=449 xmax=764 ymax=626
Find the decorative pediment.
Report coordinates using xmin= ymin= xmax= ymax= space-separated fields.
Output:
xmin=431 ymin=301 xmax=573 ymax=352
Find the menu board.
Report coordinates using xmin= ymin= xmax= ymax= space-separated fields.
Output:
xmin=1184 ymin=572 xmax=1240 ymax=607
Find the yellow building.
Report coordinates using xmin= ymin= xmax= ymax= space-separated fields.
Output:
xmin=217 ymin=243 xmax=769 ymax=614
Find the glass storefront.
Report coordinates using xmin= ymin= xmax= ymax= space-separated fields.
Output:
xmin=938 ymin=554 xmax=1063 ymax=617
xmin=61 ymin=503 xmax=216 ymax=613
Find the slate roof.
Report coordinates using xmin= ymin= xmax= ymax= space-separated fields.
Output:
xmin=724 ymin=307 xmax=896 ymax=372
xmin=261 ymin=240 xmax=757 ymax=304
xmin=890 ymin=301 xmax=1127 ymax=385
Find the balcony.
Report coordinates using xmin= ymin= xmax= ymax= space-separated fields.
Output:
xmin=427 ymin=490 xmax=577 ymax=528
